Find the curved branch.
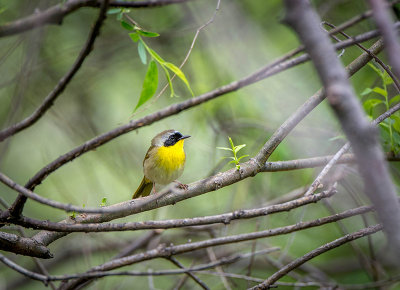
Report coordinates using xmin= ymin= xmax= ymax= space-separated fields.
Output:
xmin=0 ymin=0 xmax=196 ymax=38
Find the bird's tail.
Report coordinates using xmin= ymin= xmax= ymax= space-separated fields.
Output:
xmin=132 ymin=177 xmax=153 ymax=199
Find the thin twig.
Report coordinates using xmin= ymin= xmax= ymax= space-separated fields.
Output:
xmin=167 ymin=256 xmax=210 ymax=290
xmin=250 ymin=224 xmax=383 ymax=289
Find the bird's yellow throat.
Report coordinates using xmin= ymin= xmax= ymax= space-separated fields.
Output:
xmin=156 ymin=140 xmax=186 ymax=171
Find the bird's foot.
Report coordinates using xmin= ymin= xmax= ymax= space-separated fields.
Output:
xmin=174 ymin=181 xmax=188 ymax=190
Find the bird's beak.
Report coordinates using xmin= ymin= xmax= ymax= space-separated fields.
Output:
xmin=179 ymin=135 xmax=191 ymax=140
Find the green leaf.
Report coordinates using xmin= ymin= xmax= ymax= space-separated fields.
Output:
xmin=120 ymin=20 xmax=134 ymax=30
xmin=137 ymin=30 xmax=160 ymax=37
xmin=389 ymin=95 xmax=400 ymax=106
xmin=129 ymin=32 xmax=139 ymax=42
xmin=116 ymin=11 xmax=123 ymax=21
xmin=228 ymin=137 xmax=235 ymax=150
xmin=237 ymin=155 xmax=249 ymax=161
xmin=107 ymin=8 xmax=122 ymax=14
xmin=100 ymin=197 xmax=107 ymax=207
xmin=361 ymin=88 xmax=373 ymax=96
xmin=372 ymin=87 xmax=387 ymax=97
xmin=147 ymin=47 xmax=166 ymax=64
xmin=164 ymin=62 xmax=194 ymax=96
xmin=134 ymin=60 xmax=158 ymax=111
xmin=161 ymin=65 xmax=174 ymax=97
xmin=363 ymin=98 xmax=384 ymax=114
xmin=228 ymin=160 xmax=238 ymax=164
xmin=328 ymin=135 xmax=346 ymax=142
xmin=234 ymin=144 xmax=246 ymax=153
xmin=383 ymin=70 xmax=394 ymax=85
xmin=391 ymin=115 xmax=400 ymax=133
xmin=379 ymin=120 xmax=390 ymax=130
xmin=217 ymin=147 xmax=233 ymax=151
xmin=138 ymin=40 xmax=147 ymax=65
xmin=368 ymin=63 xmax=383 ymax=76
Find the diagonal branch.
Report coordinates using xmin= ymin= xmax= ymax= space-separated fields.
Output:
xmin=4 ymin=0 xmax=110 ymax=218
xmin=283 ymin=0 xmax=400 ymax=252
xmin=250 ymin=224 xmax=383 ymax=289
xmin=0 ymin=0 xmax=196 ymax=38
xmin=369 ymin=0 xmax=400 ymax=80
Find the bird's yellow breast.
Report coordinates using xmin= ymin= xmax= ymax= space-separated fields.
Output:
xmin=155 ymin=140 xmax=186 ymax=171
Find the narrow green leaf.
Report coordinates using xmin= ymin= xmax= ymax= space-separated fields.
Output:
xmin=391 ymin=115 xmax=400 ymax=133
xmin=164 ymin=62 xmax=194 ymax=96
xmin=368 ymin=63 xmax=383 ymax=77
xmin=363 ymin=99 xmax=384 ymax=114
xmin=129 ymin=32 xmax=139 ymax=42
xmin=361 ymin=87 xmax=372 ymax=96
xmin=134 ymin=60 xmax=158 ymax=111
xmin=120 ymin=20 xmax=134 ymax=30
xmin=383 ymin=70 xmax=394 ymax=85
xmin=328 ymin=135 xmax=345 ymax=142
xmin=389 ymin=95 xmax=400 ymax=106
xmin=137 ymin=30 xmax=160 ymax=37
xmin=107 ymin=8 xmax=122 ymax=14
xmin=116 ymin=11 xmax=123 ymax=21
xmin=234 ymin=144 xmax=246 ymax=153
xmin=228 ymin=160 xmax=238 ymax=164
xmin=138 ymin=40 xmax=147 ymax=64
xmin=372 ymin=87 xmax=387 ymax=97
xmin=237 ymin=155 xmax=249 ymax=161
xmin=217 ymin=147 xmax=233 ymax=151
xmin=161 ymin=65 xmax=174 ymax=97
xmin=228 ymin=137 xmax=235 ymax=150
xmin=146 ymin=47 xmax=165 ymax=64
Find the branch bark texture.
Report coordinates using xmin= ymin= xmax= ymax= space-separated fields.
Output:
xmin=284 ymin=0 xmax=400 ymax=252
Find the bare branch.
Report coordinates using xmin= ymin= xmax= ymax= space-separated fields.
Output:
xmin=0 ymin=0 xmax=196 ymax=38
xmin=284 ymin=0 xmax=400 ymax=252
xmin=0 ymin=0 xmax=110 ymax=143
xmin=4 ymin=0 xmax=110 ymax=220
xmin=0 ymin=232 xmax=53 ymax=259
xmin=8 ymin=190 xmax=333 ymax=233
xmin=250 ymin=225 xmax=383 ymax=289
xmin=167 ymin=256 xmax=210 ymax=290
xmin=369 ymin=0 xmax=400 ymax=80
xmin=58 ymin=204 xmax=376 ymax=282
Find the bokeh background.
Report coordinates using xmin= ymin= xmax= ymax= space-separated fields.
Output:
xmin=0 ymin=0 xmax=399 ymax=289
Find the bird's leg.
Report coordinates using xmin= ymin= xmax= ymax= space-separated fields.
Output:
xmin=173 ymin=180 xmax=188 ymax=190
xmin=152 ymin=183 xmax=157 ymax=194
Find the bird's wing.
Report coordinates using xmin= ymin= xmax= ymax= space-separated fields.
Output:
xmin=143 ymin=145 xmax=155 ymax=166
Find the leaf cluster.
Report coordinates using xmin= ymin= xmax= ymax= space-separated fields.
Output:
xmin=108 ymin=8 xmax=194 ymax=112
xmin=361 ymin=63 xmax=400 ymax=153
xmin=217 ymin=137 xmax=249 ymax=170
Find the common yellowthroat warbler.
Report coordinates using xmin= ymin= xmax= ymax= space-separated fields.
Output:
xmin=132 ymin=129 xmax=190 ymax=199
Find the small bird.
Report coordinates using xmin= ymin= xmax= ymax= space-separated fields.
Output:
xmin=132 ymin=129 xmax=190 ymax=199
